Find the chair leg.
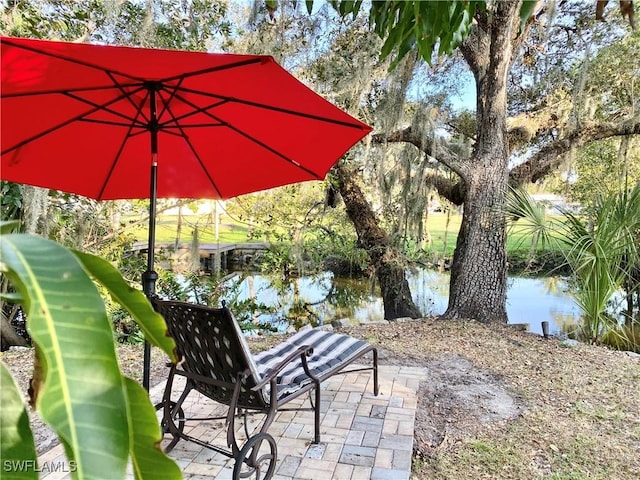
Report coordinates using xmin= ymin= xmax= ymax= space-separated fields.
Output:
xmin=157 ymin=400 xmax=185 ymax=453
xmin=373 ymin=348 xmax=379 ymax=396
xmin=313 ymin=380 xmax=321 ymax=444
xmin=157 ymin=365 xmax=192 ymax=452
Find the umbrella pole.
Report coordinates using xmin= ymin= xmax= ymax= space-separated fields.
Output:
xmin=142 ymin=159 xmax=158 ymax=391
xmin=142 ymin=85 xmax=160 ymax=391
xmin=142 ymin=159 xmax=158 ymax=298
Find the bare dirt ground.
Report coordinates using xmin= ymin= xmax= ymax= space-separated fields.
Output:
xmin=3 ymin=318 xmax=639 ymax=479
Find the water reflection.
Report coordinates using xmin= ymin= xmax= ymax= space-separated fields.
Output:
xmin=222 ymin=269 xmax=582 ymax=337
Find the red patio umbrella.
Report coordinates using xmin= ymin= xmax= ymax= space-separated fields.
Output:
xmin=0 ymin=36 xmax=371 ymax=389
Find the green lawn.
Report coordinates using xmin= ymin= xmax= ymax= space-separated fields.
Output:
xmin=125 ymin=212 xmax=562 ymax=260
xmin=424 ymin=213 xmax=462 ymax=257
xmin=122 ymin=214 xmax=253 ymax=244
xmin=425 ymin=212 xmax=564 ymax=258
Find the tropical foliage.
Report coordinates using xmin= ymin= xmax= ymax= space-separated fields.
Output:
xmin=0 ymin=226 xmax=180 ymax=479
xmin=507 ymin=184 xmax=640 ymax=350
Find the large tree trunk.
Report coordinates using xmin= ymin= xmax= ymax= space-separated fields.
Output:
xmin=445 ymin=166 xmax=508 ymax=322
xmin=334 ymin=163 xmax=422 ymax=319
xmin=442 ymin=1 xmax=519 ymax=323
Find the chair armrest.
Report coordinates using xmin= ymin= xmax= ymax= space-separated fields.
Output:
xmin=251 ymin=344 xmax=313 ymax=391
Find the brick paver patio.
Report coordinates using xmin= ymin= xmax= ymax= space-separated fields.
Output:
xmin=38 ymin=365 xmax=426 ymax=480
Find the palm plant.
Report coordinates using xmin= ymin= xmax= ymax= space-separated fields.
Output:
xmin=506 ymin=183 xmax=640 ymax=347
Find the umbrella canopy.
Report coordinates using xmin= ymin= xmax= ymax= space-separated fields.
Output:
xmin=1 ymin=36 xmax=371 ymax=200
xmin=1 ymin=36 xmax=371 ymax=389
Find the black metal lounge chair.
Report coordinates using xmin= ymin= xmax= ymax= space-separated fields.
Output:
xmin=151 ymin=299 xmax=379 ymax=480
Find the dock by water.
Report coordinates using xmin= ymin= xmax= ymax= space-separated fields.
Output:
xmin=129 ymin=242 xmax=269 ymax=272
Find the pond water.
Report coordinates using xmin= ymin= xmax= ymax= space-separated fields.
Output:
xmin=220 ymin=269 xmax=582 ymax=337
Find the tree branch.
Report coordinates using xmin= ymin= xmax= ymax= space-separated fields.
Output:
xmin=370 ymin=116 xmax=639 ymax=204
xmin=509 ymin=118 xmax=640 ymax=185
xmin=371 ymin=127 xmax=466 ymax=177
xmin=460 ymin=24 xmax=487 ymax=80
xmin=370 ymin=87 xmax=638 ymax=202
xmin=424 ymin=173 xmax=466 ymax=206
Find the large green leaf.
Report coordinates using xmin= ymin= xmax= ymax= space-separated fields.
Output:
xmin=0 ymin=220 xmax=21 ymax=234
xmin=124 ymin=377 xmax=182 ymax=480
xmin=519 ymin=0 xmax=537 ymax=31
xmin=330 ymin=0 xmax=482 ymax=69
xmin=1 ymin=234 xmax=129 ymax=479
xmin=0 ymin=362 xmax=38 ymax=480
xmin=1 ymin=234 xmax=183 ymax=479
xmin=74 ymin=251 xmax=176 ymax=361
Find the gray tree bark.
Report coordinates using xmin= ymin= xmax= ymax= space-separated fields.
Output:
xmin=333 ymin=163 xmax=422 ymax=320
xmin=439 ymin=1 xmax=521 ymax=323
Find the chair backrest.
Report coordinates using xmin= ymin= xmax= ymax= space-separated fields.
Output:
xmin=152 ymin=299 xmax=266 ymax=409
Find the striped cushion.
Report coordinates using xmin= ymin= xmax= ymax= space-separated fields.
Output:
xmin=254 ymin=327 xmax=370 ymax=399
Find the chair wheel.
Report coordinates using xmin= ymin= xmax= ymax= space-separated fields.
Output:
xmin=155 ymin=401 xmax=185 ymax=452
xmin=233 ymin=432 xmax=277 ymax=480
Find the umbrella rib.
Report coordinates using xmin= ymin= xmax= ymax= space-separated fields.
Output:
xmin=3 ymin=37 xmax=265 ymax=86
xmin=80 ymin=73 xmax=153 ymax=200
xmin=130 ymin=127 xmax=192 ymax=139
xmin=163 ymin=88 xmax=325 ymax=179
xmin=1 ymin=91 xmax=133 ymax=155
xmin=225 ymin=120 xmax=323 ymax=179
xmin=1 ymin=82 xmax=143 ymax=99
xmin=154 ymin=81 xmax=227 ymax=129
xmin=2 ymin=37 xmax=157 ymax=84
xmin=156 ymin=96 xmax=228 ymax=127
xmin=156 ymin=77 xmax=184 ymax=121
xmin=64 ymin=87 xmax=149 ymax=128
xmin=95 ymin=80 xmax=158 ymax=199
xmin=159 ymin=100 xmax=224 ymax=198
xmin=107 ymin=71 xmax=152 ymax=124
xmin=79 ymin=118 xmax=149 ymax=129
xmin=157 ymin=57 xmax=265 ymax=85
xmin=160 ymin=124 xmax=225 ymax=129
xmin=173 ymin=86 xmax=367 ymax=130
xmin=96 ymin=121 xmax=139 ymax=200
